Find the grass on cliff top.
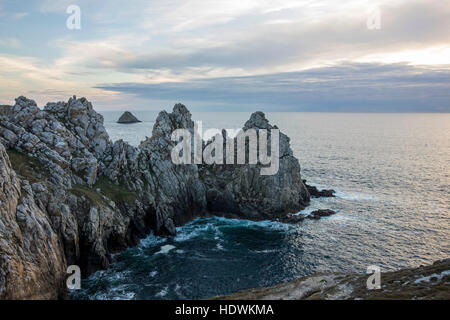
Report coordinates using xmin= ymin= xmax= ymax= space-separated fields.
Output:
xmin=6 ymin=149 xmax=138 ymax=206
xmin=71 ymin=177 xmax=138 ymax=205
xmin=6 ymin=149 xmax=45 ymax=183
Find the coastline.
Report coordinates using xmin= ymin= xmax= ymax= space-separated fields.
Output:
xmin=214 ymin=259 xmax=450 ymax=300
xmin=0 ymin=96 xmax=312 ymax=299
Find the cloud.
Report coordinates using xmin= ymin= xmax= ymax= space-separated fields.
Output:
xmin=0 ymin=0 xmax=449 ymax=111
xmin=0 ymin=37 xmax=22 ymax=48
xmin=95 ymin=62 xmax=450 ymax=112
xmin=51 ymin=0 xmax=450 ymax=80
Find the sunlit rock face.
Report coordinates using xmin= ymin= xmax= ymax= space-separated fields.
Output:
xmin=0 ymin=96 xmax=310 ymax=299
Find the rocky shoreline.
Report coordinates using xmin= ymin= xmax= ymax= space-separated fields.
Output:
xmin=214 ymin=259 xmax=450 ymax=300
xmin=0 ymin=96 xmax=318 ymax=299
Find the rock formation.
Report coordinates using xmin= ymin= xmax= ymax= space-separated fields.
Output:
xmin=307 ymin=209 xmax=337 ymax=219
xmin=201 ymin=111 xmax=310 ymax=220
xmin=0 ymin=96 xmax=311 ymax=299
xmin=216 ymin=258 xmax=450 ymax=300
xmin=303 ymin=180 xmax=335 ymax=197
xmin=117 ymin=111 xmax=141 ymax=124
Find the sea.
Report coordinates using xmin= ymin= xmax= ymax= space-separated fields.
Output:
xmin=72 ymin=111 xmax=450 ymax=300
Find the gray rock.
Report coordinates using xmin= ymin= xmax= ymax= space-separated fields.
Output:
xmin=0 ymin=96 xmax=317 ymax=299
xmin=303 ymin=180 xmax=335 ymax=198
xmin=117 ymin=111 xmax=141 ymax=124
xmin=0 ymin=144 xmax=66 ymax=299
xmin=307 ymin=209 xmax=337 ymax=220
xmin=201 ymin=111 xmax=310 ymax=219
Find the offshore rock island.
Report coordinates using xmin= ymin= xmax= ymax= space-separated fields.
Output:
xmin=117 ymin=111 xmax=141 ymax=124
xmin=0 ymin=96 xmax=312 ymax=299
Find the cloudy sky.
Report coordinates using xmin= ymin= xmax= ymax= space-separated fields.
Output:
xmin=0 ymin=0 xmax=449 ymax=111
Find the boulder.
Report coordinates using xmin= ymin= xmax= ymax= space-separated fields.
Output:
xmin=303 ymin=180 xmax=335 ymax=198
xmin=307 ymin=209 xmax=337 ymax=219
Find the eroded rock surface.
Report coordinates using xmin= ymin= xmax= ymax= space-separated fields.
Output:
xmin=0 ymin=96 xmax=311 ymax=299
xmin=201 ymin=111 xmax=310 ymax=220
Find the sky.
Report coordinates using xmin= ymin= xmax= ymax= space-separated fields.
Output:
xmin=0 ymin=0 xmax=449 ymax=112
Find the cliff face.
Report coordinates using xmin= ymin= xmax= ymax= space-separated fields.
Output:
xmin=0 ymin=96 xmax=310 ymax=299
xmin=0 ymin=144 xmax=66 ymax=299
xmin=202 ymin=111 xmax=310 ymax=219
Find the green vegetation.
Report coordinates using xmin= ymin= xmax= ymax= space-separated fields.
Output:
xmin=71 ymin=176 xmax=138 ymax=205
xmin=6 ymin=149 xmax=138 ymax=206
xmin=6 ymin=149 xmax=45 ymax=183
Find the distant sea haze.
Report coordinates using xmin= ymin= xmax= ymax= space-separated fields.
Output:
xmin=95 ymin=63 xmax=450 ymax=113
xmin=72 ymin=111 xmax=450 ymax=300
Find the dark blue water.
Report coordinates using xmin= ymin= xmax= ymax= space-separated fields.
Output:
xmin=73 ymin=112 xmax=450 ymax=299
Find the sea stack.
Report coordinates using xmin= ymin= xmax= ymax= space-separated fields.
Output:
xmin=117 ymin=111 xmax=141 ymax=123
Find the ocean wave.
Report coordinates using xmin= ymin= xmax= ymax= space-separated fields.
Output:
xmin=335 ymin=190 xmax=378 ymax=201
xmin=139 ymin=232 xmax=168 ymax=247
xmin=252 ymin=249 xmax=278 ymax=253
xmin=212 ymin=216 xmax=293 ymax=231
xmin=155 ymin=286 xmax=169 ymax=298
xmin=149 ymin=270 xmax=158 ymax=277
xmin=173 ymin=216 xmax=293 ymax=243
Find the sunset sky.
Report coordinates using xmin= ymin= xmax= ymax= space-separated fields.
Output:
xmin=0 ymin=0 xmax=449 ymax=111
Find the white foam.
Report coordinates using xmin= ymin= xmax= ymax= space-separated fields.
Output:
xmin=149 ymin=270 xmax=158 ymax=277
xmin=213 ymin=216 xmax=292 ymax=231
xmin=155 ymin=286 xmax=168 ymax=297
xmin=174 ymin=221 xmax=218 ymax=242
xmin=253 ymin=249 xmax=278 ymax=253
xmin=155 ymin=244 xmax=176 ymax=255
xmin=414 ymin=270 xmax=450 ymax=284
xmin=140 ymin=233 xmax=167 ymax=247
xmin=174 ymin=284 xmax=185 ymax=298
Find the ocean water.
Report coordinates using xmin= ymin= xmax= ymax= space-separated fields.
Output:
xmin=72 ymin=111 xmax=450 ymax=300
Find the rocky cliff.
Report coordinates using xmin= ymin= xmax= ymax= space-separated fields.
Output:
xmin=0 ymin=96 xmax=310 ymax=299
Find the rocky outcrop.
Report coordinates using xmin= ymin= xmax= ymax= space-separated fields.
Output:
xmin=117 ymin=111 xmax=141 ymax=124
xmin=0 ymin=96 xmax=311 ymax=299
xmin=0 ymin=96 xmax=151 ymax=298
xmin=279 ymin=209 xmax=337 ymax=223
xmin=303 ymin=180 xmax=335 ymax=198
xmin=201 ymin=111 xmax=310 ymax=220
xmin=215 ymin=258 xmax=450 ymax=300
xmin=0 ymin=144 xmax=66 ymax=299
xmin=307 ymin=209 xmax=337 ymax=220
xmin=0 ymin=105 xmax=12 ymax=116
